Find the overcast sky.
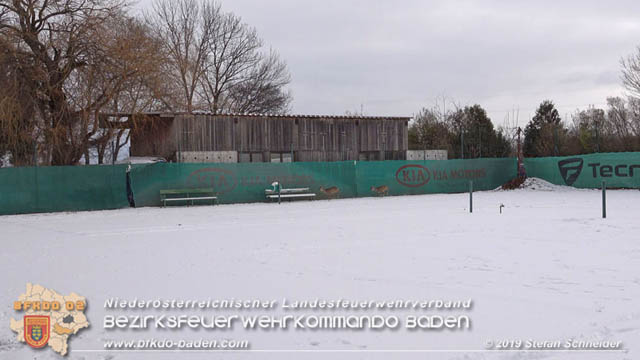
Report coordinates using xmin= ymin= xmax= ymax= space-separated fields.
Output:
xmin=137 ymin=0 xmax=640 ymax=127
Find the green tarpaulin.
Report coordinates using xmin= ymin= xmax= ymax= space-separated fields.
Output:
xmin=0 ymin=165 xmax=129 ymax=215
xmin=525 ymin=152 xmax=640 ymax=188
xmin=0 ymin=157 xmax=522 ymax=215
xmin=128 ymin=158 xmax=517 ymax=206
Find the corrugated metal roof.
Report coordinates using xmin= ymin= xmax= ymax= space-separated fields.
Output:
xmin=103 ymin=111 xmax=411 ymax=121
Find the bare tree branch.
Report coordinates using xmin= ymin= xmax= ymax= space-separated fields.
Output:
xmin=621 ymin=46 xmax=640 ymax=99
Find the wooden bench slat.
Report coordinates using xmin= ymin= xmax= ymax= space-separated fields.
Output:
xmin=265 ymin=188 xmax=310 ymax=194
xmin=163 ymin=196 xmax=218 ymax=202
xmin=266 ymin=194 xmax=316 ymax=199
xmin=265 ymin=184 xmax=315 ymax=203
xmin=160 ymin=188 xmax=214 ymax=195
xmin=160 ymin=188 xmax=217 ymax=207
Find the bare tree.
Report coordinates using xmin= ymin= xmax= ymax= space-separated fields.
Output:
xmin=606 ymin=97 xmax=631 ymax=145
xmin=627 ymin=96 xmax=640 ymax=138
xmin=0 ymin=0 xmax=128 ymax=165
xmin=1 ymin=0 xmax=292 ymax=166
xmin=0 ymin=32 xmax=38 ymax=165
xmin=74 ymin=14 xmax=170 ymax=164
xmin=199 ymin=5 xmax=262 ymax=113
xmin=621 ymin=47 xmax=640 ymax=98
xmin=408 ymin=107 xmax=453 ymax=152
xmin=148 ymin=0 xmax=292 ymax=115
xmin=147 ymin=0 xmax=210 ymax=113
xmin=226 ymin=50 xmax=292 ymax=114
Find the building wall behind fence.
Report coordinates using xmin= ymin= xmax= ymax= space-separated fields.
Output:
xmin=524 ymin=152 xmax=640 ymax=188
xmin=0 ymin=165 xmax=129 ymax=215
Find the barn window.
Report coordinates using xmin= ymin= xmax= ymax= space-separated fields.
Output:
xmin=251 ymin=153 xmax=263 ymax=162
xmin=270 ymin=152 xmax=293 ymax=163
xmin=358 ymin=151 xmax=379 ymax=161
xmin=239 ymin=152 xmax=264 ymax=163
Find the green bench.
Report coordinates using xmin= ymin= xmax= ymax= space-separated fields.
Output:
xmin=160 ymin=188 xmax=217 ymax=207
xmin=265 ymin=182 xmax=316 ymax=204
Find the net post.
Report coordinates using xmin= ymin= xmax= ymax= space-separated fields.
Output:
xmin=469 ymin=180 xmax=473 ymax=213
xmin=602 ymin=181 xmax=606 ymax=219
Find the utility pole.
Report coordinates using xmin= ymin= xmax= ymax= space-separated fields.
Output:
xmin=478 ymin=125 xmax=482 ymax=158
xmin=553 ymin=126 xmax=559 ymax=156
xmin=517 ymin=127 xmax=522 ymax=176
xmin=460 ymin=112 xmax=465 ymax=159
xmin=602 ymin=181 xmax=606 ymax=218
xmin=469 ymin=181 xmax=473 ymax=213
xmin=595 ymin=120 xmax=600 ymax=153
xmin=460 ymin=130 xmax=464 ymax=159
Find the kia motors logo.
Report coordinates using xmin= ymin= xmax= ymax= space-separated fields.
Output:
xmin=558 ymin=158 xmax=584 ymax=186
xmin=187 ymin=168 xmax=237 ymax=194
xmin=396 ymin=164 xmax=431 ymax=187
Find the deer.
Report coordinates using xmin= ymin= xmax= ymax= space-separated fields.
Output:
xmin=319 ymin=186 xmax=340 ymax=198
xmin=370 ymin=185 xmax=389 ymax=197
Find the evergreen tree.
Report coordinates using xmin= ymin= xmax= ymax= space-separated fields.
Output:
xmin=452 ymin=105 xmax=511 ymax=158
xmin=523 ymin=100 xmax=563 ymax=157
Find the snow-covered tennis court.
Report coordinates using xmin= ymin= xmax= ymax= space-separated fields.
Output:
xmin=1 ymin=179 xmax=638 ymax=360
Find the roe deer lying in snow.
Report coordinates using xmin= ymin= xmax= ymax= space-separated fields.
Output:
xmin=370 ymin=185 xmax=389 ymax=196
xmin=319 ymin=186 xmax=340 ymax=198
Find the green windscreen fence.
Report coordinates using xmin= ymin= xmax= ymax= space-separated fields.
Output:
xmin=0 ymin=158 xmax=518 ymax=215
xmin=129 ymin=161 xmax=358 ymax=207
xmin=525 ymin=152 xmax=640 ymax=188
xmin=5 ymin=153 xmax=640 ymax=216
xmin=355 ymin=158 xmax=516 ymax=197
xmin=0 ymin=165 xmax=129 ymax=215
xmin=10 ymin=154 xmax=640 ymax=215
xmin=129 ymin=158 xmax=517 ymax=206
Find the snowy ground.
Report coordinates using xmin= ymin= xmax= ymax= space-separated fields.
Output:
xmin=1 ymin=179 xmax=638 ymax=360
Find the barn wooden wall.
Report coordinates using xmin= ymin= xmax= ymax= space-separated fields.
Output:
xmin=132 ymin=114 xmax=408 ymax=162
xmin=129 ymin=118 xmax=177 ymax=160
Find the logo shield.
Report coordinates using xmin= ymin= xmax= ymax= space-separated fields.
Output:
xmin=395 ymin=164 xmax=431 ymax=187
xmin=558 ymin=158 xmax=584 ymax=186
xmin=24 ymin=315 xmax=50 ymax=348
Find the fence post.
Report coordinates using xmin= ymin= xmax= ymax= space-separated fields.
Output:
xmin=469 ymin=180 xmax=473 ymax=213
xmin=602 ymin=181 xmax=606 ymax=219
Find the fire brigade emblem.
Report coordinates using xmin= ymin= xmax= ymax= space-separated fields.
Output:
xmin=24 ymin=315 xmax=50 ymax=348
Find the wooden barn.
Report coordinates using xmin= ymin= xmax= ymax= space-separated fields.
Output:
xmin=105 ymin=113 xmax=410 ymax=163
